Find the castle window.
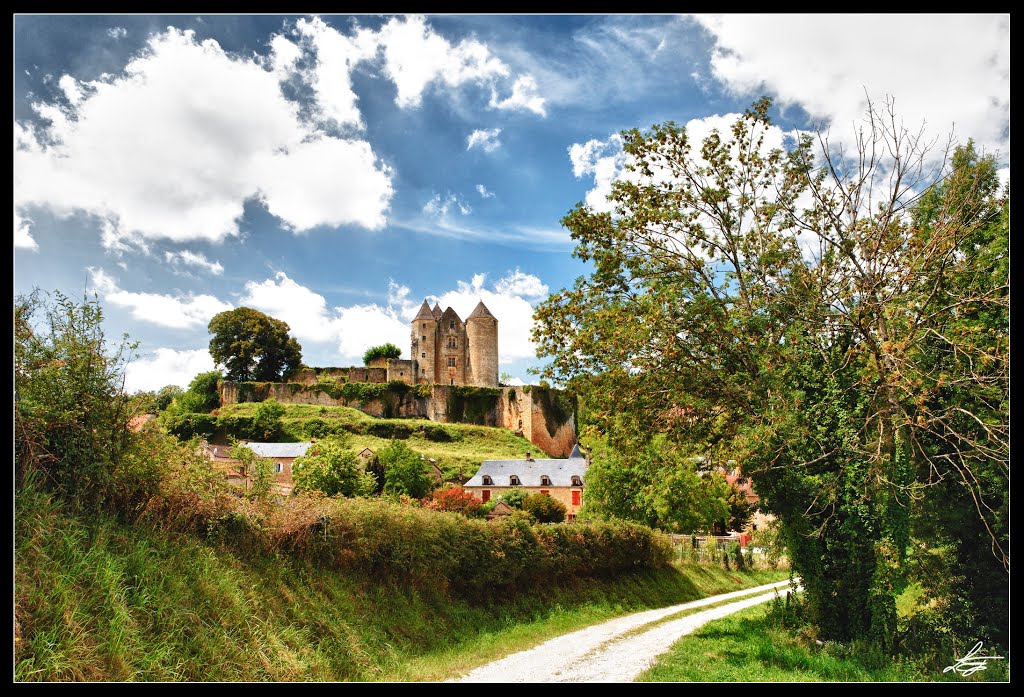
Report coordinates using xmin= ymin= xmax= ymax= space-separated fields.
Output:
xmin=509 ymin=475 xmax=521 ymax=486
xmin=447 ymin=357 xmax=456 ymax=367
xmin=447 ymin=337 xmax=457 ymax=349
xmin=449 ymin=321 xmax=455 ymax=329
xmin=482 ymin=475 xmax=493 ymax=485
xmin=422 ymin=323 xmax=428 ymax=330
xmin=421 ymin=352 xmax=426 ymax=358
xmin=540 ymin=475 xmax=552 ymax=486
xmin=571 ymin=476 xmax=582 ymax=486
xmin=421 ymin=335 xmax=426 ymax=341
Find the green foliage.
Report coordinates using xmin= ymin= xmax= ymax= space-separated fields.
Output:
xmin=580 ymin=432 xmax=730 ymax=534
xmin=532 ymin=99 xmax=1008 ymax=653
xmin=362 ymin=343 xmax=402 ymax=365
xmin=292 ymin=438 xmax=376 ymax=498
xmin=498 ymin=487 xmax=530 ymax=509
xmin=377 ymin=440 xmax=433 ymax=499
xmin=523 ymin=492 xmax=567 ymax=523
xmin=153 ymin=384 xmax=184 ymax=412
xmin=14 ymin=290 xmax=157 ymax=515
xmin=207 ymin=307 xmax=303 ymax=382
xmin=252 ymin=398 xmax=285 ymax=440
xmin=229 ymin=441 xmax=275 ymax=502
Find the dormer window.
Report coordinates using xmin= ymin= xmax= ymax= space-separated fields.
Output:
xmin=540 ymin=475 xmax=552 ymax=486
xmin=509 ymin=475 xmax=521 ymax=486
xmin=482 ymin=475 xmax=493 ymax=485
xmin=571 ymin=476 xmax=582 ymax=486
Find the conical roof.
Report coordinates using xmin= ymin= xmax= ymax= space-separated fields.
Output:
xmin=467 ymin=301 xmax=495 ymax=320
xmin=431 ymin=303 xmax=443 ymax=319
xmin=413 ymin=300 xmax=435 ymax=321
xmin=568 ymin=443 xmax=584 ymax=460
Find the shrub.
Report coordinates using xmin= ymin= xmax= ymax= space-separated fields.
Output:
xmin=362 ymin=343 xmax=402 ymax=365
xmin=523 ymin=492 xmax=567 ymax=523
xmin=378 ymin=440 xmax=433 ymax=499
xmin=292 ymin=439 xmax=376 ymax=498
xmin=423 ymin=486 xmax=483 ymax=517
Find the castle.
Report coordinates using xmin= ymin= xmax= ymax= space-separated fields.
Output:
xmin=409 ymin=300 xmax=498 ymax=387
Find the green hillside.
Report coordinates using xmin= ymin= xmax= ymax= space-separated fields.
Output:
xmin=215 ymin=402 xmax=544 ymax=480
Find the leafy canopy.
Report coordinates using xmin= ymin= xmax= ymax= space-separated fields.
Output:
xmin=208 ymin=307 xmax=302 ymax=382
xmin=363 ymin=342 xmax=402 ymax=366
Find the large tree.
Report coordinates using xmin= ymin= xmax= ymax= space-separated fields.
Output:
xmin=207 ymin=307 xmax=303 ymax=382
xmin=533 ymin=98 xmax=1008 ymax=652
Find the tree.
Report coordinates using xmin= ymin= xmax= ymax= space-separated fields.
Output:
xmin=523 ymin=492 xmax=567 ymax=523
xmin=154 ymin=384 xmax=184 ymax=412
xmin=208 ymin=307 xmax=302 ymax=382
xmin=532 ymin=97 xmax=1007 ymax=652
xmin=498 ymin=487 xmax=530 ymax=509
xmin=292 ymin=438 xmax=376 ymax=498
xmin=362 ymin=342 xmax=402 ymax=366
xmin=377 ymin=440 xmax=433 ymax=499
xmin=174 ymin=370 xmax=222 ymax=413
xmin=252 ymin=398 xmax=285 ymax=440
xmin=15 ymin=290 xmax=158 ymax=514
xmin=229 ymin=441 xmax=274 ymax=501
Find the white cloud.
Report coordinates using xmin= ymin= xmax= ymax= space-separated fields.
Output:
xmin=15 ymin=211 xmax=37 ymax=251
xmin=124 ymin=347 xmax=215 ymax=392
xmin=494 ymin=269 xmax=548 ymax=300
xmin=467 ymin=127 xmax=502 ymax=152
xmin=88 ymin=267 xmax=233 ymax=329
xmin=693 ymin=14 xmax=1010 ymax=164
xmin=292 ymin=16 xmax=379 ymax=129
xmin=14 ymin=27 xmax=393 ymax=249
xmin=489 ymin=74 xmax=546 ymax=116
xmin=475 ymin=184 xmax=495 ymax=198
xmin=58 ymin=75 xmax=84 ymax=105
xmin=423 ymin=193 xmax=472 ymax=218
xmin=164 ymin=250 xmax=224 ymax=275
xmin=567 ymin=134 xmax=627 ymax=213
xmin=106 ymin=26 xmax=127 ymax=40
xmin=241 ymin=271 xmax=341 ymax=344
xmin=377 ymin=14 xmax=511 ymax=108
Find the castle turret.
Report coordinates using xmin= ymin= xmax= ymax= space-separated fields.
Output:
xmin=412 ymin=300 xmax=437 ymax=385
xmin=466 ymin=301 xmax=498 ymax=388
xmin=438 ymin=307 xmax=467 ymax=385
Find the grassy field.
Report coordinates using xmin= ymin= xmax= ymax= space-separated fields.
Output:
xmin=636 ymin=601 xmax=1008 ymax=683
xmin=15 ymin=484 xmax=790 ymax=682
xmin=217 ymin=402 xmax=541 ymax=480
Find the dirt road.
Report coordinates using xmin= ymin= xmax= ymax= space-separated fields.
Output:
xmin=450 ymin=579 xmax=795 ymax=683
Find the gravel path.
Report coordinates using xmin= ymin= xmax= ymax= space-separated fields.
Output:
xmin=450 ymin=579 xmax=795 ymax=683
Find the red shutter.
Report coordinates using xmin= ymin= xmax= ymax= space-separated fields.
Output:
xmin=482 ymin=490 xmax=490 ymax=503
xmin=572 ymin=490 xmax=581 ymax=506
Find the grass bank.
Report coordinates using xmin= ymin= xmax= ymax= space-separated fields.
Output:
xmin=636 ymin=601 xmax=1008 ymax=683
xmin=15 ymin=485 xmax=787 ymax=682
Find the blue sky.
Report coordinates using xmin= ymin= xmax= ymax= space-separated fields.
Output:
xmin=14 ymin=14 xmax=1010 ymax=393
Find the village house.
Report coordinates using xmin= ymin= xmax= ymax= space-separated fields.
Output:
xmin=202 ymin=441 xmax=313 ymax=495
xmin=463 ymin=443 xmax=589 ymax=520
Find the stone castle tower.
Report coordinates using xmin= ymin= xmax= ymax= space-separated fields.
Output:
xmin=410 ymin=300 xmax=498 ymax=387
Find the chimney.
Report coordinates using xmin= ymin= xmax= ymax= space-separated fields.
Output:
xmin=526 ymin=452 xmax=533 ymax=461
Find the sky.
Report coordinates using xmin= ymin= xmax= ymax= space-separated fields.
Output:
xmin=14 ymin=14 xmax=1011 ymax=393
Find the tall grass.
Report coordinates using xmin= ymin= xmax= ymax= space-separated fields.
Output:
xmin=16 ymin=482 xmax=789 ymax=682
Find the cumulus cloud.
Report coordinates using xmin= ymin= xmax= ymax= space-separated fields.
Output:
xmin=240 ymin=271 xmax=342 ymax=344
xmin=124 ymin=347 xmax=215 ymax=393
xmin=693 ymin=14 xmax=1010 ymax=164
xmin=15 ymin=211 xmax=37 ymax=251
xmin=14 ymin=27 xmax=394 ymax=249
xmin=377 ymin=14 xmax=511 ymax=108
xmin=475 ymin=184 xmax=495 ymax=198
xmin=164 ymin=250 xmax=224 ymax=275
xmin=489 ymin=75 xmax=546 ymax=116
xmin=106 ymin=26 xmax=127 ymax=40
xmin=88 ymin=267 xmax=233 ymax=329
xmin=567 ymin=134 xmax=626 ymax=212
xmin=466 ymin=127 xmax=502 ymax=152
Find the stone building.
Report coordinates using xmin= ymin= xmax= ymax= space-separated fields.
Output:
xmin=463 ymin=443 xmax=589 ymax=520
xmin=409 ymin=300 xmax=498 ymax=387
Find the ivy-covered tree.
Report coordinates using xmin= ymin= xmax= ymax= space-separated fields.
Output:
xmin=207 ymin=307 xmax=302 ymax=382
xmin=362 ymin=342 xmax=402 ymax=366
xmin=532 ymin=97 xmax=1008 ymax=652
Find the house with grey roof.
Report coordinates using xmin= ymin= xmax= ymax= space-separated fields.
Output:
xmin=202 ymin=440 xmax=314 ymax=495
xmin=464 ymin=443 xmax=590 ymax=520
